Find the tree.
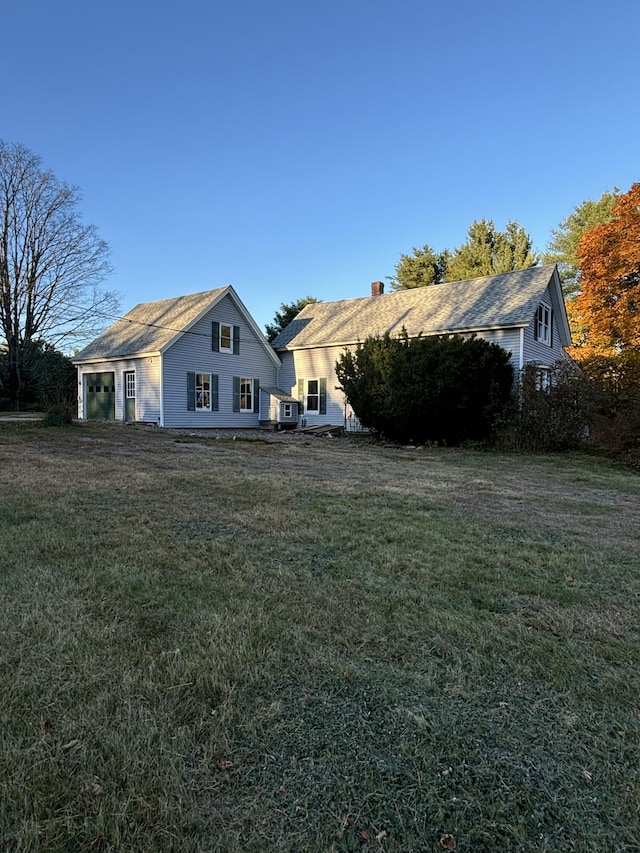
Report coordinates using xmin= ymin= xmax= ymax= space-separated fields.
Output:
xmin=543 ymin=189 xmax=619 ymax=299
xmin=390 ymin=220 xmax=537 ymax=290
xmin=570 ymin=183 xmax=640 ymax=357
xmin=0 ymin=140 xmax=115 ymax=409
xmin=389 ymin=244 xmax=448 ymax=290
xmin=335 ymin=332 xmax=514 ymax=445
xmin=446 ymin=219 xmax=537 ymax=282
xmin=265 ymin=295 xmax=318 ymax=341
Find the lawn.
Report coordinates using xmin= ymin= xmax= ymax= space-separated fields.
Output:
xmin=1 ymin=423 xmax=639 ymax=852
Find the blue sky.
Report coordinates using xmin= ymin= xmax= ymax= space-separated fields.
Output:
xmin=4 ymin=0 xmax=638 ymax=333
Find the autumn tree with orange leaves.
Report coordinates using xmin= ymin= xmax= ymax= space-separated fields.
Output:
xmin=569 ymin=183 xmax=640 ymax=358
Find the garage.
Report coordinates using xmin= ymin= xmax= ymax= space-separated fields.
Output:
xmin=85 ymin=372 xmax=115 ymax=419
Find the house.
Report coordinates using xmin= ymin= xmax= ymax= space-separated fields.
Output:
xmin=72 ymin=286 xmax=293 ymax=428
xmin=74 ymin=264 xmax=571 ymax=430
xmin=270 ymin=264 xmax=572 ymax=430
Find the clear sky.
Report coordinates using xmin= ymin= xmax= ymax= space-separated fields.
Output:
xmin=4 ymin=0 xmax=638 ymax=333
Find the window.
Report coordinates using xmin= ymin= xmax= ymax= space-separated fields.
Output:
xmin=297 ymin=377 xmax=327 ymax=415
xmin=306 ymin=379 xmax=319 ymax=412
xmin=196 ymin=373 xmax=211 ymax=410
xmin=125 ymin=372 xmax=135 ymax=398
xmin=187 ymin=372 xmax=219 ymax=412
xmin=283 ymin=403 xmax=292 ymax=418
xmin=212 ymin=321 xmax=240 ymax=354
xmin=535 ymin=367 xmax=551 ymax=391
xmin=536 ymin=304 xmax=552 ymax=345
xmin=239 ymin=378 xmax=252 ymax=412
xmin=232 ymin=376 xmax=258 ymax=413
xmin=220 ymin=323 xmax=232 ymax=352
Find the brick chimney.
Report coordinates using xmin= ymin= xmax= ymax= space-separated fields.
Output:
xmin=371 ymin=280 xmax=384 ymax=297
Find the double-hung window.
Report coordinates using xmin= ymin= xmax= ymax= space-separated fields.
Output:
xmin=306 ymin=379 xmax=320 ymax=412
xmin=240 ymin=377 xmax=253 ymax=412
xmin=219 ymin=323 xmax=232 ymax=352
xmin=212 ymin=321 xmax=240 ymax=354
xmin=536 ymin=304 xmax=552 ymax=345
xmin=187 ymin=372 xmax=219 ymax=412
xmin=196 ymin=373 xmax=211 ymax=410
xmin=297 ymin=377 xmax=327 ymax=415
xmin=232 ymin=376 xmax=259 ymax=413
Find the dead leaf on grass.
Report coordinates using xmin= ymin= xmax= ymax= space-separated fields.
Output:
xmin=440 ymin=833 xmax=457 ymax=850
xmin=61 ymin=739 xmax=81 ymax=752
xmin=216 ymin=757 xmax=233 ymax=770
xmin=376 ymin=829 xmax=388 ymax=842
xmin=583 ymin=769 xmax=594 ymax=785
xmin=361 ymin=828 xmax=371 ymax=842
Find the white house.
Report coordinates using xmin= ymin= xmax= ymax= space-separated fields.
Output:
xmin=270 ymin=265 xmax=572 ymax=430
xmin=74 ymin=265 xmax=571 ymax=430
xmin=73 ymin=286 xmax=289 ymax=428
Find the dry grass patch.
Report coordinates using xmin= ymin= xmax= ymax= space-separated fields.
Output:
xmin=1 ymin=423 xmax=639 ymax=851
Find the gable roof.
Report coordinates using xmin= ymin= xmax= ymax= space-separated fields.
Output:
xmin=271 ymin=265 xmax=571 ymax=350
xmin=73 ymin=285 xmax=281 ymax=367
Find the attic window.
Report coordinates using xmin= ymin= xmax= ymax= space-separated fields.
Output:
xmin=220 ymin=323 xmax=232 ymax=352
xmin=536 ymin=304 xmax=552 ymax=345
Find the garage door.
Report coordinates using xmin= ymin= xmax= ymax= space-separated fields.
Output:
xmin=85 ymin=372 xmax=116 ymax=419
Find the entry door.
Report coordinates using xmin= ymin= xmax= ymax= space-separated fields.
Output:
xmin=124 ymin=371 xmax=136 ymax=421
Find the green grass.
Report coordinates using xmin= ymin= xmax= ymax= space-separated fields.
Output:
xmin=1 ymin=423 xmax=639 ymax=851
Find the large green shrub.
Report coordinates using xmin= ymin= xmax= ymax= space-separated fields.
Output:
xmin=336 ymin=332 xmax=514 ymax=445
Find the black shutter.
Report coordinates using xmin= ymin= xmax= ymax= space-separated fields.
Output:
xmin=232 ymin=376 xmax=240 ymax=412
xmin=211 ymin=375 xmax=219 ymax=411
xmin=212 ymin=321 xmax=220 ymax=352
xmin=187 ymin=372 xmax=196 ymax=411
xmin=233 ymin=325 xmax=240 ymax=355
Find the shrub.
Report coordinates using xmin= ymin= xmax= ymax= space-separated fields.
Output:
xmin=498 ymin=361 xmax=600 ymax=452
xmin=578 ymin=351 xmax=640 ymax=462
xmin=32 ymin=345 xmax=77 ymax=425
xmin=336 ymin=332 xmax=514 ymax=445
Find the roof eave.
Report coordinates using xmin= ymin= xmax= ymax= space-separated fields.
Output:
xmin=278 ymin=322 xmax=530 ymax=351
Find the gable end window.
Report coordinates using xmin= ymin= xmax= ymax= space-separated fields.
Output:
xmin=212 ymin=321 xmax=240 ymax=354
xmin=534 ymin=304 xmax=553 ymax=346
xmin=187 ymin=372 xmax=219 ymax=412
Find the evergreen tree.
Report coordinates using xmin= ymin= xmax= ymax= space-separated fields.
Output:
xmin=543 ymin=189 xmax=619 ymax=299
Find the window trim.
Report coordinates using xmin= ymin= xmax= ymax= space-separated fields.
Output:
xmin=306 ymin=378 xmax=320 ymax=412
xmin=535 ymin=304 xmax=552 ymax=346
xmin=219 ymin=323 xmax=233 ymax=353
xmin=212 ymin=321 xmax=240 ymax=354
xmin=239 ymin=377 xmax=253 ymax=412
xmin=297 ymin=377 xmax=327 ymax=415
xmin=195 ymin=372 xmax=212 ymax=411
xmin=125 ymin=371 xmax=136 ymax=399
xmin=187 ymin=372 xmax=219 ymax=412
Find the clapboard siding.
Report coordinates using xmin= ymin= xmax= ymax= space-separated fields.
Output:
xmin=279 ymin=345 xmax=349 ymax=426
xmin=77 ymin=357 xmax=160 ymax=421
xmin=470 ymin=327 xmax=522 ymax=371
xmin=522 ymin=291 xmax=567 ymax=366
xmin=161 ymin=293 xmax=279 ymax=428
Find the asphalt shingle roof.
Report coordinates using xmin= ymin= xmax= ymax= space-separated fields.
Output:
xmin=271 ymin=266 xmax=559 ymax=350
xmin=74 ymin=287 xmax=229 ymax=361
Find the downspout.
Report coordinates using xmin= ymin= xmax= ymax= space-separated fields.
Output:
xmin=159 ymin=353 xmax=164 ymax=427
xmin=519 ymin=327 xmax=524 ymax=371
